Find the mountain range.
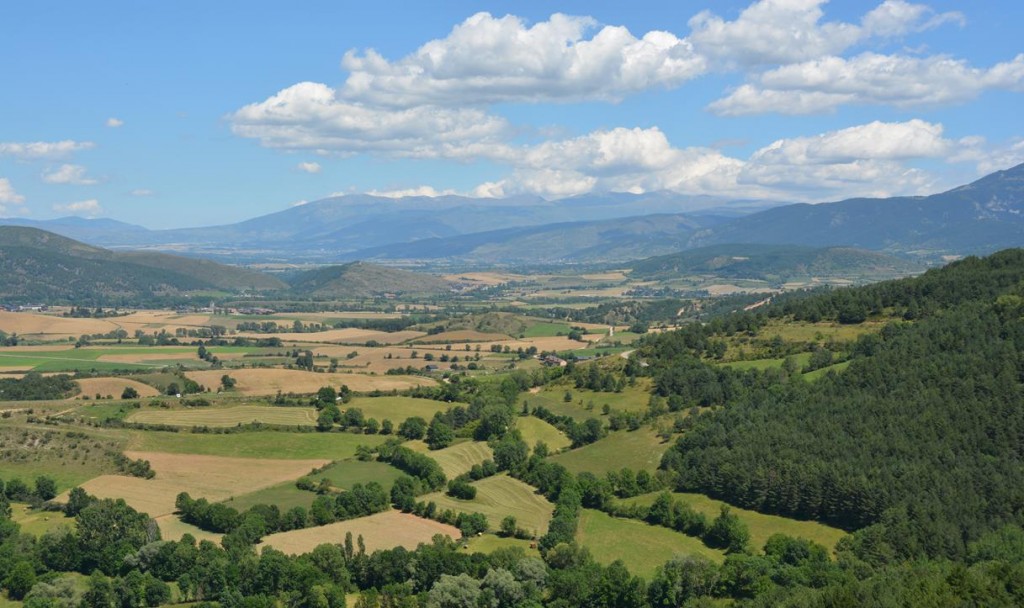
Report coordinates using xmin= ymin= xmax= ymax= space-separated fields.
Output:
xmin=2 ymin=162 xmax=1023 ymax=267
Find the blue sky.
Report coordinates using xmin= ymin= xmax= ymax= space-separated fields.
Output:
xmin=1 ymin=0 xmax=1022 ymax=228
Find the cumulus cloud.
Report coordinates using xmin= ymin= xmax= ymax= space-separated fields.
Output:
xmin=0 ymin=140 xmax=95 ymax=159
xmin=296 ymin=161 xmax=322 ymax=174
xmin=341 ymin=12 xmax=705 ymax=106
xmin=479 ymin=120 xmax=959 ymax=201
xmin=106 ymin=117 xmax=124 ymax=128
xmin=53 ymin=199 xmax=102 ymax=217
xmin=710 ymin=52 xmax=1024 ymax=115
xmin=0 ymin=178 xmax=26 ymax=205
xmin=688 ymin=0 xmax=963 ymax=68
xmin=42 ymin=164 xmax=98 ymax=185
xmin=949 ymin=136 xmax=1024 ymax=175
xmin=230 ymin=82 xmax=509 ymax=155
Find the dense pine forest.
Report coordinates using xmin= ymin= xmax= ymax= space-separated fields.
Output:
xmin=3 ymin=250 xmax=1024 ymax=606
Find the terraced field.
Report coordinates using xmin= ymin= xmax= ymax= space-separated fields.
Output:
xmin=407 ymin=440 xmax=493 ymax=478
xmin=577 ymin=509 xmax=725 ymax=578
xmin=422 ymin=474 xmax=554 ymax=536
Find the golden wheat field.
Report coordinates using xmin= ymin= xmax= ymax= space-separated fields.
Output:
xmin=126 ymin=405 xmax=318 ymax=427
xmin=184 ymin=368 xmax=436 ymax=396
xmin=69 ymin=451 xmax=328 ymax=517
xmin=74 ymin=377 xmax=160 ymax=398
xmin=262 ymin=510 xmax=460 ymax=555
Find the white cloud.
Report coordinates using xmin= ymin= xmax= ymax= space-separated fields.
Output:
xmin=0 ymin=140 xmax=95 ymax=159
xmin=749 ymin=120 xmax=950 ymax=165
xmin=297 ymin=161 xmax=322 ymax=174
xmin=948 ymin=136 xmax=1024 ymax=175
xmin=480 ymin=120 xmax=960 ymax=201
xmin=710 ymin=52 xmax=1024 ymax=115
xmin=42 ymin=164 xmax=98 ymax=185
xmin=130 ymin=188 xmax=154 ymax=196
xmin=688 ymin=0 xmax=963 ymax=68
xmin=230 ymin=81 xmax=509 ymax=155
xmin=106 ymin=117 xmax=124 ymax=128
xmin=341 ymin=12 xmax=705 ymax=106
xmin=53 ymin=199 xmax=102 ymax=217
xmin=0 ymin=178 xmax=26 ymax=205
xmin=289 ymin=199 xmax=309 ymax=207
xmin=366 ymin=186 xmax=458 ymax=198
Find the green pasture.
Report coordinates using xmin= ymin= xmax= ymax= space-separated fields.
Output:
xmin=126 ymin=429 xmax=388 ymax=460
xmin=548 ymin=428 xmax=670 ymax=475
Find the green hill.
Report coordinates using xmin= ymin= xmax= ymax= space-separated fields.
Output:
xmin=287 ymin=261 xmax=452 ymax=298
xmin=0 ymin=226 xmax=285 ymax=303
xmin=629 ymin=244 xmax=923 ymax=284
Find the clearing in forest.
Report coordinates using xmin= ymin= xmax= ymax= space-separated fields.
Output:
xmin=549 ymin=428 xmax=670 ymax=475
xmin=262 ymin=510 xmax=460 ymax=555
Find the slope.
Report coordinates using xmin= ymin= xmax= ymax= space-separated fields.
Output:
xmin=696 ymin=162 xmax=1024 ymax=255
xmin=0 ymin=226 xmax=285 ymax=303
xmin=629 ymin=244 xmax=923 ymax=283
xmin=288 ymin=261 xmax=452 ymax=298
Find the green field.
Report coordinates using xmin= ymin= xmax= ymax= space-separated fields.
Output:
xmin=10 ymin=503 xmax=77 ymax=536
xmin=526 ymin=379 xmax=654 ymax=421
xmin=720 ymin=352 xmax=812 ymax=372
xmin=223 ymin=480 xmax=316 ymax=512
xmin=127 ymin=429 xmax=388 ymax=460
xmin=423 ymin=474 xmax=554 ymax=536
xmin=620 ymin=492 xmax=849 ymax=553
xmin=127 ymin=405 xmax=318 ymax=427
xmin=0 ymin=345 xmax=265 ymax=372
xmin=315 ymin=459 xmax=406 ymax=492
xmin=577 ymin=509 xmax=725 ymax=578
xmin=466 ymin=534 xmax=540 ymax=557
xmin=407 ymin=440 xmax=494 ymax=479
xmin=523 ymin=322 xmax=572 ymax=338
xmin=548 ymin=427 xmax=670 ymax=475
xmin=515 ymin=416 xmax=571 ymax=452
xmin=346 ymin=396 xmax=454 ymax=425
xmin=803 ymin=360 xmax=852 ymax=381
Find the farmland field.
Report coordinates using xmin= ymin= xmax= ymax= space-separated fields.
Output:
xmin=549 ymin=428 xmax=670 ymax=475
xmin=126 ymin=430 xmax=387 ymax=460
xmin=75 ymin=377 xmax=160 ymax=399
xmin=620 ymin=491 xmax=849 ymax=552
xmin=71 ymin=451 xmax=329 ymax=518
xmin=465 ymin=534 xmax=539 ymax=557
xmin=0 ymin=426 xmax=123 ymax=490
xmin=407 ymin=440 xmax=493 ymax=479
xmin=720 ymin=352 xmax=812 ymax=372
xmin=515 ymin=416 xmax=571 ymax=452
xmin=155 ymin=514 xmax=224 ymax=543
xmin=577 ymin=509 xmax=725 ymax=577
xmin=223 ymin=480 xmax=316 ymax=512
xmin=313 ymin=459 xmax=406 ymax=492
xmin=126 ymin=405 xmax=318 ymax=427
xmin=262 ymin=510 xmax=460 ymax=555
xmin=10 ymin=502 xmax=76 ymax=536
xmin=421 ymin=474 xmax=554 ymax=536
xmin=345 ymin=396 xmax=453 ymax=425
xmin=184 ymin=368 xmax=435 ymax=396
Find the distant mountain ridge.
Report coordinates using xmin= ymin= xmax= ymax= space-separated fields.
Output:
xmin=628 ymin=244 xmax=923 ymax=284
xmin=0 ymin=226 xmax=285 ymax=304
xmin=693 ymin=163 xmax=1024 ymax=254
xmin=287 ymin=261 xmax=453 ymax=298
xmin=2 ymin=163 xmax=1023 ymax=265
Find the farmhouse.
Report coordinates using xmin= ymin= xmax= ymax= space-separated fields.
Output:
xmin=541 ymin=355 xmax=567 ymax=367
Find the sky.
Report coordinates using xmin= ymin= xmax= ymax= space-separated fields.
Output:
xmin=1 ymin=0 xmax=1023 ymax=229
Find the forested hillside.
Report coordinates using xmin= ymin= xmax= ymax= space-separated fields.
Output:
xmin=643 ymin=249 xmax=1024 ymax=561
